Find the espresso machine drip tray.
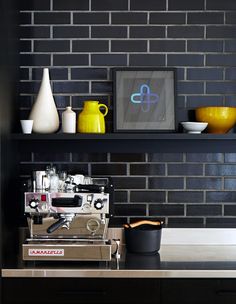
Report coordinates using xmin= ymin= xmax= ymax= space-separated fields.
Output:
xmin=23 ymin=239 xmax=112 ymax=261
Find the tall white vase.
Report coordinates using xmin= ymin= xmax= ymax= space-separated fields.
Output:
xmin=29 ymin=68 xmax=59 ymax=133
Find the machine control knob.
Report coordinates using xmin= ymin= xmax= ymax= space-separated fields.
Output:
xmin=29 ymin=199 xmax=39 ymax=209
xmin=94 ymin=199 xmax=104 ymax=210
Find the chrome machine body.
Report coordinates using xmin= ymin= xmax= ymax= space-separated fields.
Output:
xmin=23 ymin=177 xmax=115 ymax=261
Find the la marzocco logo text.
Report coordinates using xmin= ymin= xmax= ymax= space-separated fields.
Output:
xmin=28 ymin=249 xmax=64 ymax=256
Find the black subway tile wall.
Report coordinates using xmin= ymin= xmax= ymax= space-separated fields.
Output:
xmin=19 ymin=1 xmax=236 ymax=227
xmin=19 ymin=152 xmax=236 ymax=227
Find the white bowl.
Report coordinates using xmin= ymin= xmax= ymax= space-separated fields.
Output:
xmin=181 ymin=122 xmax=208 ymax=134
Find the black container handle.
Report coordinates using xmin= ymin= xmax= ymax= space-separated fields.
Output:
xmin=124 ymin=220 xmax=163 ymax=229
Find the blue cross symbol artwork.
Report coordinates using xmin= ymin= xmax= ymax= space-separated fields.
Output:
xmin=130 ymin=84 xmax=159 ymax=112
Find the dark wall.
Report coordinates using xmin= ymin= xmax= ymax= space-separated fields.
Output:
xmin=0 ymin=0 xmax=19 ymax=274
xmin=18 ymin=0 xmax=236 ymax=227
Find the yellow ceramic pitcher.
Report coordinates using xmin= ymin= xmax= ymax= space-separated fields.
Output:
xmin=78 ymin=101 xmax=108 ymax=133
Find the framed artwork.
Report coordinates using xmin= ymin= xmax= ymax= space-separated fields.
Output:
xmin=112 ymin=68 xmax=176 ymax=132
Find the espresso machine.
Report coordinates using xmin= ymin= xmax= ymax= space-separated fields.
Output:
xmin=22 ymin=174 xmax=116 ymax=261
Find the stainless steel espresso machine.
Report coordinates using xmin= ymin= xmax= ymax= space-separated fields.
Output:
xmin=22 ymin=173 xmax=115 ymax=261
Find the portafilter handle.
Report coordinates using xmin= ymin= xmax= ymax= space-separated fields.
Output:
xmin=46 ymin=214 xmax=75 ymax=234
xmin=46 ymin=218 xmax=67 ymax=234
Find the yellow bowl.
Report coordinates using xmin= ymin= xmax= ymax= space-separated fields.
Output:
xmin=195 ymin=107 xmax=236 ymax=134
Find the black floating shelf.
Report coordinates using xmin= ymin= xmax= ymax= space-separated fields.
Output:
xmin=10 ymin=132 xmax=236 ymax=140
xmin=10 ymin=133 xmax=236 ymax=153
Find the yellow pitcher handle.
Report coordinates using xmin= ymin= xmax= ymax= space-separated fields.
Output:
xmin=98 ymin=104 xmax=108 ymax=117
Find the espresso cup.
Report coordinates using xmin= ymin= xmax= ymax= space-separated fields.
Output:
xmin=20 ymin=120 xmax=33 ymax=134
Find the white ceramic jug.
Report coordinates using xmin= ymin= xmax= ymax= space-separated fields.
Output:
xmin=62 ymin=106 xmax=76 ymax=133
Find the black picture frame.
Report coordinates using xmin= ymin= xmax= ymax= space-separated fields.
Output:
xmin=112 ymin=67 xmax=177 ymax=133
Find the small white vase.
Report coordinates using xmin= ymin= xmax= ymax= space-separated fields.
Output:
xmin=29 ymin=68 xmax=59 ymax=133
xmin=62 ymin=106 xmax=76 ymax=133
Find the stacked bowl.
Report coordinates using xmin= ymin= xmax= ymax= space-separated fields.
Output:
xmin=195 ymin=107 xmax=236 ymax=134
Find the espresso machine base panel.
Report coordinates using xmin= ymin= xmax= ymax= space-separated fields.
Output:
xmin=23 ymin=242 xmax=112 ymax=261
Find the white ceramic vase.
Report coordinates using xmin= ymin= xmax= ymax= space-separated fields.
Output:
xmin=62 ymin=106 xmax=76 ymax=133
xmin=29 ymin=68 xmax=59 ymax=133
